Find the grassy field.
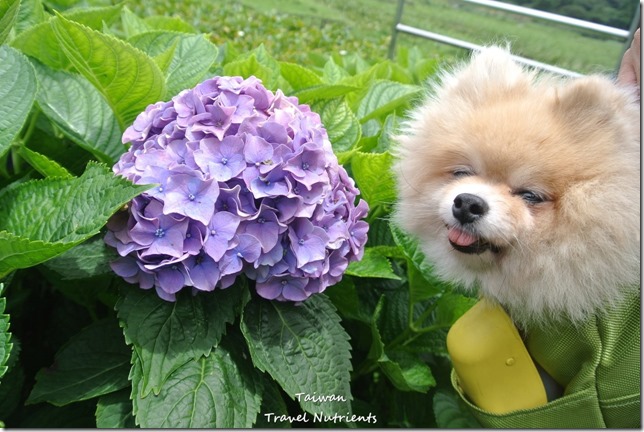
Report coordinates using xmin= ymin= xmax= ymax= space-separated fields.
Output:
xmin=127 ymin=0 xmax=631 ymax=75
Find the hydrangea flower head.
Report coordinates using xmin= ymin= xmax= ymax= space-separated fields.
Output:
xmin=106 ymin=76 xmax=369 ymax=302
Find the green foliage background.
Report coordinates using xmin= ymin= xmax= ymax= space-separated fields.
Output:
xmin=0 ymin=0 xmax=629 ymax=428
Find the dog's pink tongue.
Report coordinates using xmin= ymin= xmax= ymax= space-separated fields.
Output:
xmin=448 ymin=227 xmax=478 ymax=246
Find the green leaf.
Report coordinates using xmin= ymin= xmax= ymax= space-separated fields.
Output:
xmin=96 ymin=389 xmax=136 ymax=428
xmin=0 ymin=46 xmax=36 ymax=159
xmin=51 ymin=13 xmax=166 ymax=127
xmin=129 ymin=31 xmax=218 ymax=98
xmin=374 ymin=113 xmax=400 ymax=153
xmin=241 ymin=294 xmax=353 ymax=415
xmin=0 ymin=231 xmax=70 ymax=279
xmin=0 ymin=338 xmax=24 ymax=420
xmin=33 ymin=61 xmax=124 ymax=164
xmin=355 ymin=80 xmax=421 ymax=122
xmin=0 ymin=0 xmax=21 ymax=44
xmin=324 ymin=277 xmax=368 ymax=323
xmin=14 ymin=0 xmax=45 ymax=35
xmin=379 ymin=351 xmax=436 ymax=393
xmin=279 ymin=61 xmax=322 ymax=91
xmin=151 ymin=38 xmax=178 ymax=75
xmin=27 ymin=318 xmax=131 ymax=406
xmin=0 ymin=162 xmax=151 ymax=277
xmin=253 ymin=380 xmax=290 ymax=428
xmin=143 ymin=15 xmax=197 ymax=33
xmin=17 ymin=146 xmax=73 ymax=178
xmin=223 ymin=54 xmax=275 ymax=90
xmin=131 ymin=343 xmax=262 ymax=428
xmin=10 ymin=5 xmax=123 ymax=70
xmin=0 ymin=284 xmax=11 ymax=381
xmin=367 ymin=295 xmax=386 ymax=361
xmin=378 ymin=286 xmax=410 ymax=344
xmin=388 ymin=390 xmax=437 ymax=428
xmin=346 ymin=247 xmax=401 ymax=280
xmin=0 ymin=162 xmax=148 ymax=241
xmin=10 ymin=18 xmax=70 ymax=69
xmin=390 ymin=224 xmax=451 ymax=303
xmin=19 ymin=399 xmax=97 ymax=428
xmin=433 ymin=291 xmax=477 ymax=328
xmin=433 ymin=389 xmax=481 ymax=428
xmin=43 ymin=236 xmax=117 ymax=280
xmin=322 ymin=57 xmax=349 ymax=84
xmin=294 ymin=84 xmax=360 ymax=103
xmin=311 ymin=98 xmax=360 ymax=153
xmin=120 ymin=5 xmax=150 ymax=38
xmin=60 ymin=4 xmax=123 ymax=29
xmin=350 ymin=151 xmax=397 ymax=210
xmin=116 ymin=285 xmax=243 ymax=397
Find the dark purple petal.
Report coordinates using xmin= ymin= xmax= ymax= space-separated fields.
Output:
xmin=184 ymin=252 xmax=221 ymax=291
xmin=241 ymin=205 xmax=285 ymax=253
xmin=288 ymin=218 xmax=329 ymax=268
xmin=219 ymin=234 xmax=261 ymax=275
xmin=155 ymin=263 xmax=189 ymax=295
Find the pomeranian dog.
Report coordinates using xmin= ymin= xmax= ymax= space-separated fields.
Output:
xmin=393 ymin=47 xmax=640 ymax=327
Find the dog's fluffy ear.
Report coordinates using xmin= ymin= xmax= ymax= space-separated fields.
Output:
xmin=550 ymin=76 xmax=641 ymax=156
xmin=435 ymin=46 xmax=534 ymax=105
xmin=552 ymin=76 xmax=636 ymax=128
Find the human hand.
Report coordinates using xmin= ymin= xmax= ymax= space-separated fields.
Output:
xmin=617 ymin=28 xmax=640 ymax=99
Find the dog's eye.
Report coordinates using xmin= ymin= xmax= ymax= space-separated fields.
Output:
xmin=452 ymin=169 xmax=473 ymax=178
xmin=517 ymin=190 xmax=544 ymax=204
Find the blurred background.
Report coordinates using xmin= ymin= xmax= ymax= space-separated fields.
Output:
xmin=117 ymin=0 xmax=640 ymax=75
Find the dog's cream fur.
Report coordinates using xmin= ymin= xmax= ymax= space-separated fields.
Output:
xmin=393 ymin=47 xmax=640 ymax=327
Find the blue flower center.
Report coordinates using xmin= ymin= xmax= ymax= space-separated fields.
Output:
xmin=257 ymin=217 xmax=266 ymax=224
xmin=302 ymin=162 xmax=310 ymax=170
xmin=210 ymin=229 xmax=217 ymax=236
xmin=158 ymin=186 xmax=164 ymax=193
xmin=188 ymin=193 xmax=196 ymax=201
xmin=298 ymin=239 xmax=305 ymax=245
xmin=221 ymin=157 xmax=228 ymax=165
xmin=281 ymin=280 xmax=288 ymax=286
xmin=155 ymin=228 xmax=165 ymax=238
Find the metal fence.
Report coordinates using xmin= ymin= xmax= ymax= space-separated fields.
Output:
xmin=388 ymin=0 xmax=641 ymax=77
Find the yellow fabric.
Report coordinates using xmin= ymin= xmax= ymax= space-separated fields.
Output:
xmin=447 ymin=300 xmax=547 ymax=413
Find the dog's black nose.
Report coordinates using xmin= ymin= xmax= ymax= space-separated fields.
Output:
xmin=452 ymin=193 xmax=489 ymax=224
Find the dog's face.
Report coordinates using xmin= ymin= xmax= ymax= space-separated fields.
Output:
xmin=394 ymin=48 xmax=640 ymax=326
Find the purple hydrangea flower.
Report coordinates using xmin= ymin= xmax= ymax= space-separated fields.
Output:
xmin=106 ymin=75 xmax=368 ymax=302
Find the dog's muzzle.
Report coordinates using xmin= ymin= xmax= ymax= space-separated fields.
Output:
xmin=449 ymin=194 xmax=501 ymax=254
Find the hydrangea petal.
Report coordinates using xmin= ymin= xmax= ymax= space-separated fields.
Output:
xmin=106 ymin=75 xmax=368 ymax=302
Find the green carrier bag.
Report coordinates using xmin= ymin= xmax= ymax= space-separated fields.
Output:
xmin=450 ymin=291 xmax=640 ymax=428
